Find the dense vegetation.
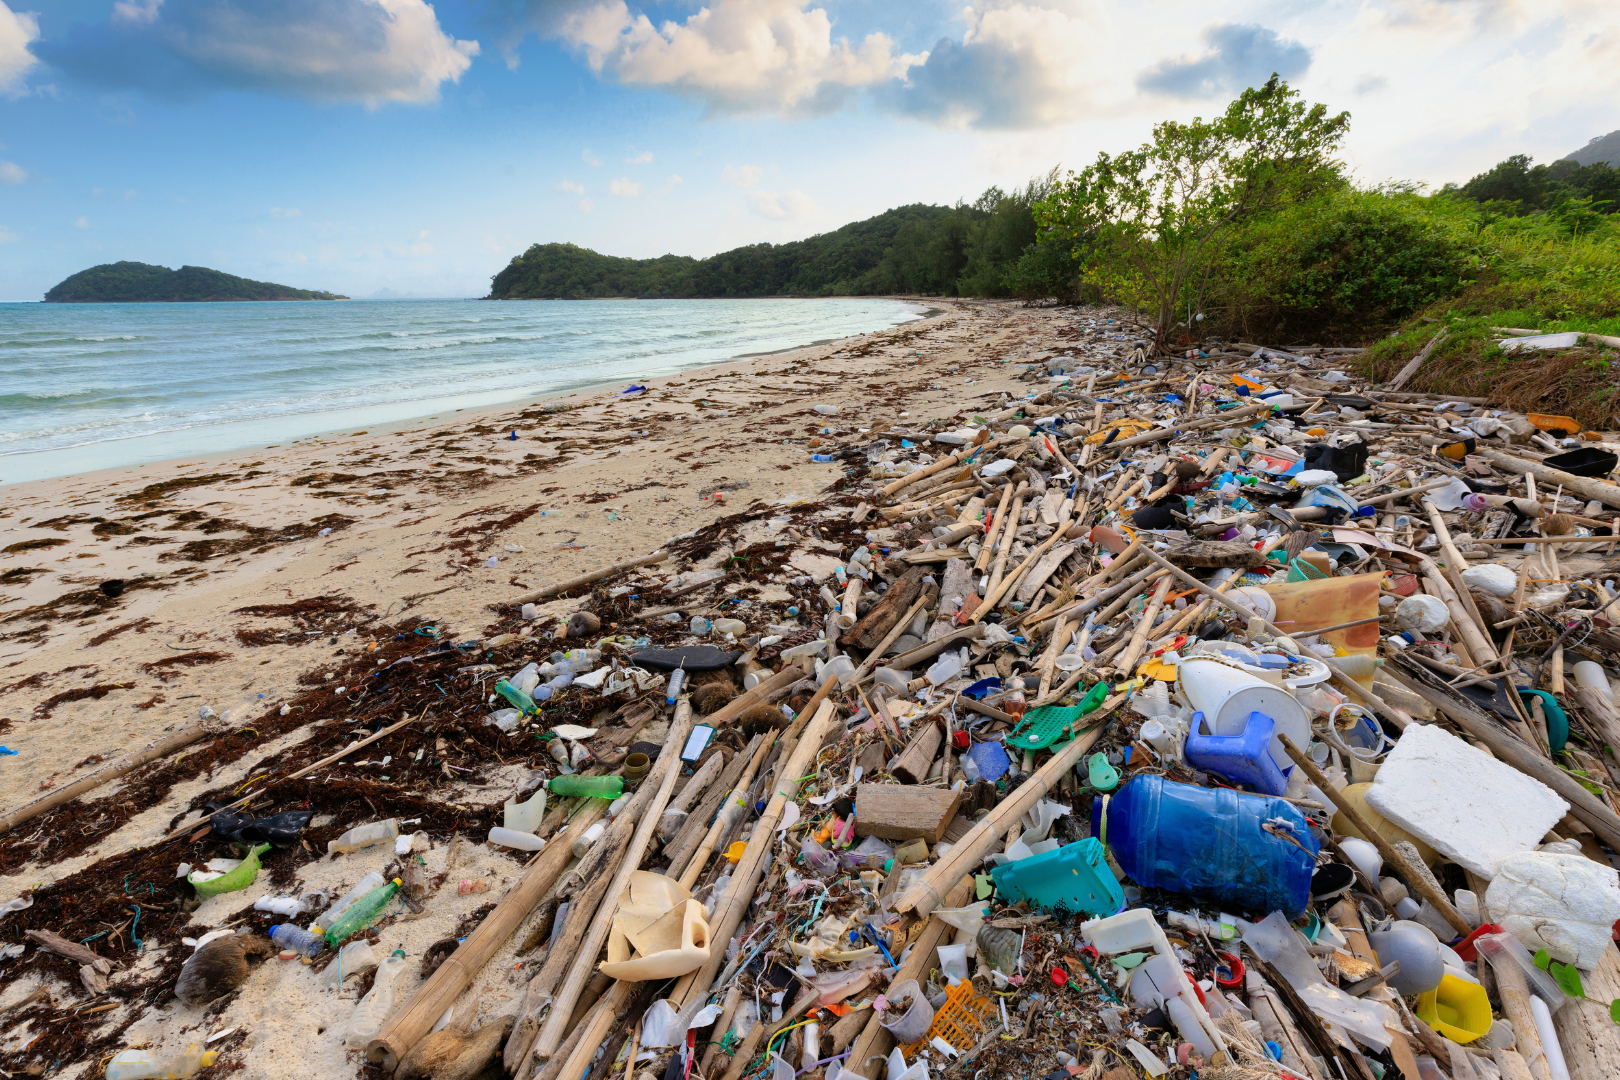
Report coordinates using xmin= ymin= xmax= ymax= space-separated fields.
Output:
xmin=45 ymin=262 xmax=347 ymax=302
xmin=489 ymin=178 xmax=1073 ymax=301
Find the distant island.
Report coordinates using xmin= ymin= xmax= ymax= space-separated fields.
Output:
xmin=45 ymin=261 xmax=348 ymax=303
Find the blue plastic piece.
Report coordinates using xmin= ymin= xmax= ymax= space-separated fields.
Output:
xmin=966 ymin=741 xmax=1011 ymax=782
xmin=1185 ymin=711 xmax=1292 ymax=797
xmin=1093 ymin=774 xmax=1319 ymax=916
xmin=990 ymin=839 xmax=1124 ymax=917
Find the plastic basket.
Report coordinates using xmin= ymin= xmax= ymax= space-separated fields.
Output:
xmin=1285 ymin=557 xmax=1327 ymax=583
xmin=900 ymin=979 xmax=998 ymax=1056
xmin=1007 ymin=682 xmax=1108 ymax=751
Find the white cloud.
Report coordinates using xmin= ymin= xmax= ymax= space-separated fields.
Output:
xmin=582 ymin=148 xmax=602 ymax=166
xmin=74 ymin=216 xmax=90 ymax=228
xmin=0 ymin=2 xmax=39 ymax=97
xmin=610 ymin=177 xmax=641 ymax=197
xmin=664 ymin=173 xmax=681 ymax=186
xmin=721 ymin=163 xmax=764 ymax=188
xmin=555 ymin=179 xmax=585 ymax=194
xmin=0 ymin=160 xmax=25 ymax=185
xmin=747 ymin=188 xmax=814 ymax=220
xmin=112 ymin=0 xmax=162 ymax=26
xmin=624 ymin=150 xmax=653 ymax=164
xmin=578 ymin=197 xmax=594 ymax=213
xmin=0 ymin=225 xmax=18 ymax=244
xmin=549 ymin=0 xmax=924 ymax=116
xmin=45 ymin=0 xmax=479 ymax=107
xmin=270 ymin=206 xmax=301 ymax=218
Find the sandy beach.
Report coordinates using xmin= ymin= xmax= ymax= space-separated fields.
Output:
xmin=0 ymin=297 xmax=1097 ymax=1077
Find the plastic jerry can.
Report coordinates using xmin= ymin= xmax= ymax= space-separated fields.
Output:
xmin=989 ymin=838 xmax=1123 ymax=917
xmin=1183 ymin=711 xmax=1291 ymax=795
xmin=1093 ymin=774 xmax=1318 ymax=916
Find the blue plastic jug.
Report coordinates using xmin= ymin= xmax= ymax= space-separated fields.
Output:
xmin=990 ymin=838 xmax=1123 ymax=917
xmin=1093 ymin=774 xmax=1318 ymax=916
xmin=1183 ymin=711 xmax=1291 ymax=796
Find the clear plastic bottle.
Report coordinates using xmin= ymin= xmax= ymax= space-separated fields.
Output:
xmin=319 ymin=872 xmax=385 ymax=932
xmin=327 ymin=819 xmax=400 ymax=855
xmin=324 ymin=878 xmax=402 ymax=946
xmin=105 ymin=1045 xmax=218 ymax=1079
xmin=546 ymin=774 xmax=624 ymax=799
xmin=344 ymin=950 xmax=410 ymax=1047
xmin=665 ymin=667 xmax=686 ymax=704
xmin=495 ymin=679 xmax=538 ymax=715
xmin=267 ymin=923 xmax=326 ymax=958
xmin=510 ymin=663 xmax=541 ymax=697
xmin=323 ymin=939 xmax=380 ymax=986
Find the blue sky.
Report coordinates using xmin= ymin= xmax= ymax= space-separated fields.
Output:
xmin=1 ymin=0 xmax=1616 ymax=301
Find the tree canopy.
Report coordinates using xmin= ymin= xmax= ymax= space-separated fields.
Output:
xmin=45 ymin=262 xmax=347 ymax=302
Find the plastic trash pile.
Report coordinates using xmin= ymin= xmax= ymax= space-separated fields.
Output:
xmin=8 ymin=320 xmax=1620 ymax=1080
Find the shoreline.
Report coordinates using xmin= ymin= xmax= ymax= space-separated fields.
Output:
xmin=0 ymin=297 xmax=933 ymax=487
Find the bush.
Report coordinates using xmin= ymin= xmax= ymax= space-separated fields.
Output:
xmin=1210 ymin=188 xmax=1473 ymax=342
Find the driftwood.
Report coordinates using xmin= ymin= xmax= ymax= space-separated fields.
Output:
xmin=1480 ymin=449 xmax=1620 ymax=510
xmin=25 ymin=930 xmax=112 ymax=974
xmin=1386 ymin=327 xmax=1447 ymax=392
xmin=668 ymin=736 xmax=769 ymax=885
xmin=1164 ymin=539 xmax=1266 ymax=569
xmin=847 ymin=567 xmax=925 ymax=650
xmin=513 ymin=549 xmax=670 ymax=605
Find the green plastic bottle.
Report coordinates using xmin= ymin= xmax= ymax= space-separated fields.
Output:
xmin=546 ymin=774 xmax=623 ymax=799
xmin=323 ymin=877 xmax=402 ymax=946
xmin=495 ymin=679 xmax=538 ymax=715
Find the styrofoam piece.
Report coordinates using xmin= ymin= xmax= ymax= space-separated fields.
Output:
xmin=1486 ymin=850 xmax=1620 ymax=969
xmin=1364 ymin=723 xmax=1568 ymax=879
xmin=1499 ymin=332 xmax=1580 ymax=353
xmin=1461 ymin=564 xmax=1517 ymax=598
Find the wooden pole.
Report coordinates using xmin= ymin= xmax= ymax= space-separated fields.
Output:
xmin=514 ymin=550 xmax=670 ymax=605
xmin=974 ymin=482 xmax=1015 ymax=573
xmin=533 ymin=702 xmax=697 ymax=1059
xmin=1112 ymin=575 xmax=1171 ymax=677
xmin=1386 ymin=328 xmax=1447 ymax=392
xmin=676 ymin=735 xmax=773 ymax=891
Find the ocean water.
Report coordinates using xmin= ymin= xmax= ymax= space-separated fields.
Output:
xmin=0 ymin=297 xmax=925 ymax=484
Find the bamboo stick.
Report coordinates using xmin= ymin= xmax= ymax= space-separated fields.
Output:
xmin=533 ymin=703 xmax=697 ymax=1059
xmin=677 ymin=736 xmax=773 ymax=890
xmin=514 ymin=550 xmax=670 ymax=604
xmin=974 ymin=481 xmax=1015 ymax=572
xmin=1112 ymin=575 xmax=1171 ymax=677
xmin=662 ymin=736 xmax=762 ymax=880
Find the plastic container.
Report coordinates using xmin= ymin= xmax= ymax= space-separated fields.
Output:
xmin=105 ymin=1045 xmax=218 ymax=1079
xmin=488 ymin=826 xmax=546 ymax=851
xmin=1416 ymin=972 xmax=1493 ymax=1044
xmin=1183 ymin=711 xmax=1291 ymax=795
xmin=547 ymin=774 xmax=624 ymax=799
xmin=879 ymin=979 xmax=935 ymax=1044
xmin=345 ymin=950 xmax=410 ymax=1047
xmin=267 ymin=922 xmax=326 ymax=958
xmin=323 ymin=878 xmax=401 ymax=946
xmin=572 ymin=821 xmax=607 ymax=858
xmin=254 ymin=894 xmax=304 ymax=917
xmin=323 ymin=939 xmax=379 ymax=986
xmin=1094 ymin=775 xmax=1319 ymax=916
xmin=495 ymin=679 xmax=538 ymax=715
xmin=320 ymin=871 xmax=385 ymax=933
xmin=926 ymin=653 xmax=963 ymax=686
xmin=327 ymin=819 xmax=400 ymax=855
xmin=1544 ymin=447 xmax=1618 ymax=478
xmin=873 ymin=667 xmax=911 ymax=693
xmin=1473 ymin=932 xmax=1569 ymax=1011
xmin=666 ymin=667 xmax=687 ymax=703
xmin=1366 ymin=920 xmax=1445 ymax=996
xmin=1175 ymin=659 xmax=1309 ymax=772
xmin=820 ymin=655 xmax=856 ymax=685
xmin=505 ymin=788 xmax=547 ymax=833
xmin=188 ymin=842 xmax=270 ymax=897
xmin=989 ymin=838 xmax=1123 ymax=917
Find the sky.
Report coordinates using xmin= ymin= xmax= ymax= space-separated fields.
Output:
xmin=0 ymin=0 xmax=1617 ymax=301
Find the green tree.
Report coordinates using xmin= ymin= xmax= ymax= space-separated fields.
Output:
xmin=1035 ymin=75 xmax=1350 ymax=350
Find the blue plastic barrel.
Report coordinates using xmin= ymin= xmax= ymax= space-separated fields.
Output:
xmin=1093 ymin=774 xmax=1318 ymax=915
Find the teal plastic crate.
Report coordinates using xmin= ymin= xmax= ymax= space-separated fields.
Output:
xmin=989 ymin=838 xmax=1123 ymax=917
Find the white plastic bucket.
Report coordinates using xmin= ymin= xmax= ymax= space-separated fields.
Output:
xmin=1176 ymin=657 xmax=1309 ymax=771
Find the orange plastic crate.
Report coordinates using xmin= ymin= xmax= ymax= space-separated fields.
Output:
xmin=900 ymin=980 xmax=999 ymax=1057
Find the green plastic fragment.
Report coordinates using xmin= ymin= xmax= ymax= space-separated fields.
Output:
xmin=1112 ymin=951 xmax=1148 ymax=970
xmin=1007 ymin=682 xmax=1109 ymax=751
xmin=1087 ymin=752 xmax=1120 ymax=792
xmin=188 ymin=842 xmax=272 ymax=898
xmin=974 ymin=874 xmax=994 ymax=900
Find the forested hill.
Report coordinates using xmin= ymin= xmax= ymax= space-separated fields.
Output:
xmin=489 ymin=204 xmax=957 ymax=299
xmin=44 ymin=262 xmax=348 ymax=302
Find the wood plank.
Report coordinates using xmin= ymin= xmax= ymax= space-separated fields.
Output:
xmin=888 ymin=724 xmax=941 ymax=785
xmin=854 ymin=783 xmax=962 ymax=843
xmin=847 ymin=566 xmax=926 ymax=650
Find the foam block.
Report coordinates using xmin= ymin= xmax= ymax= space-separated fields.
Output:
xmin=1486 ymin=850 xmax=1620 ymax=969
xmin=1363 ymin=723 xmax=1568 ymax=879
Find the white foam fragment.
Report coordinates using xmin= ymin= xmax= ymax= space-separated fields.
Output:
xmin=1487 ymin=850 xmax=1620 ymax=969
xmin=1364 ymin=723 xmax=1568 ymax=879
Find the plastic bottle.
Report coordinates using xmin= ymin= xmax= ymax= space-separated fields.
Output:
xmin=510 ymin=663 xmax=541 ymax=697
xmin=267 ymin=922 xmax=326 ymax=959
xmin=328 ymin=819 xmax=400 ymax=855
xmin=562 ymin=648 xmax=601 ymax=668
xmin=1094 ymin=774 xmax=1319 ymax=916
xmin=488 ymin=826 xmax=546 ymax=851
xmin=666 ymin=667 xmax=686 ymax=704
xmin=323 ymin=939 xmax=379 ymax=986
xmin=323 ymin=878 xmax=402 ymax=946
xmin=344 ymin=950 xmax=410 ymax=1047
xmin=254 ymin=894 xmax=304 ymax=917
xmin=572 ymin=821 xmax=607 ymax=857
xmin=926 ymin=652 xmax=963 ymax=687
xmin=495 ymin=679 xmax=538 ymax=715
xmin=547 ymin=774 xmax=624 ymax=799
xmin=105 ymin=1044 xmax=218 ymax=1079
xmin=320 ymin=872 xmax=386 ymax=932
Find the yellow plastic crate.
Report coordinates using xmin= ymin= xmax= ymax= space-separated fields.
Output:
xmin=900 ymin=980 xmax=998 ymax=1056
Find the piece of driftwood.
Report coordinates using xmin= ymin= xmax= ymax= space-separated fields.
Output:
xmin=1164 ymin=539 xmax=1266 ymax=569
xmin=1386 ymin=327 xmax=1447 ymax=391
xmin=670 ymin=736 xmax=770 ymax=886
xmin=513 ymin=549 xmax=670 ymax=604
xmin=848 ymin=567 xmax=925 ymax=650
xmin=887 ymin=724 xmax=942 ymax=785
xmin=25 ymin=930 xmax=112 ymax=974
xmin=854 ymin=783 xmax=960 ymax=842
xmin=1481 ymin=448 xmax=1620 ymax=510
